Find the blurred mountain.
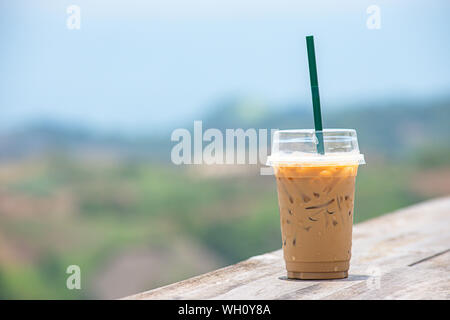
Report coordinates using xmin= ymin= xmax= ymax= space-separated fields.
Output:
xmin=329 ymin=99 xmax=450 ymax=157
xmin=0 ymin=121 xmax=168 ymax=162
xmin=1 ymin=98 xmax=449 ymax=162
xmin=202 ymin=97 xmax=450 ymax=160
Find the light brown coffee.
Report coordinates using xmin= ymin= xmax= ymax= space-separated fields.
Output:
xmin=274 ymin=164 xmax=358 ymax=279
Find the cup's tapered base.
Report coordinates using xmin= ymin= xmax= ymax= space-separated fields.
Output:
xmin=287 ymin=271 xmax=348 ymax=280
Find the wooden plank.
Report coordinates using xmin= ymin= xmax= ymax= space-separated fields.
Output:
xmin=124 ymin=197 xmax=450 ymax=300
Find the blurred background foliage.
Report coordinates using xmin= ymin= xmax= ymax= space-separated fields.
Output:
xmin=0 ymin=99 xmax=449 ymax=299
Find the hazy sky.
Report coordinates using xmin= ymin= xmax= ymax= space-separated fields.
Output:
xmin=1 ymin=0 xmax=449 ymax=133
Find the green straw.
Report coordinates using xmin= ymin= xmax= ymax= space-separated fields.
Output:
xmin=306 ymin=35 xmax=325 ymax=155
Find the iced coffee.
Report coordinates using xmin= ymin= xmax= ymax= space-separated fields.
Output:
xmin=267 ymin=129 xmax=365 ymax=279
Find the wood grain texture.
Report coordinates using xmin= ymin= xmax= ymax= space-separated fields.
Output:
xmin=124 ymin=197 xmax=450 ymax=300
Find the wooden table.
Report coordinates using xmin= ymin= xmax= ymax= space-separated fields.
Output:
xmin=125 ymin=197 xmax=450 ymax=300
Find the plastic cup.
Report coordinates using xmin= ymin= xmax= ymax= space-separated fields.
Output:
xmin=267 ymin=129 xmax=365 ymax=279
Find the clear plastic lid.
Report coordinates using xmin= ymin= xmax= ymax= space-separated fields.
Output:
xmin=267 ymin=129 xmax=365 ymax=167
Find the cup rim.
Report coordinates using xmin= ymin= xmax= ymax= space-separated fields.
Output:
xmin=268 ymin=128 xmax=365 ymax=166
xmin=274 ymin=128 xmax=357 ymax=134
